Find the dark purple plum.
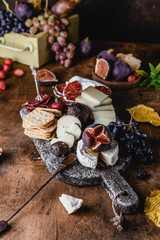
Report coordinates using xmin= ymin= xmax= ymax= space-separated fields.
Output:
xmin=112 ymin=60 xmax=132 ymax=81
xmin=15 ymin=1 xmax=35 ymax=21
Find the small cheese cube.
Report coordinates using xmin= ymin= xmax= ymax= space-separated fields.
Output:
xmin=59 ymin=194 xmax=83 ymax=214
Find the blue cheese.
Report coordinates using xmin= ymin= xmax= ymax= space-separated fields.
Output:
xmin=100 ymin=141 xmax=119 ymax=166
xmin=77 ymin=140 xmax=98 ymax=169
xmin=59 ymin=194 xmax=83 ymax=214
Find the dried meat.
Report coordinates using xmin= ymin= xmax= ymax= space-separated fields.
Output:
xmin=95 ymin=86 xmax=111 ymax=96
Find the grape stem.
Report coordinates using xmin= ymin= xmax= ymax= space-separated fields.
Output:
xmin=45 ymin=0 xmax=48 ymax=15
xmin=2 ymin=0 xmax=13 ymax=13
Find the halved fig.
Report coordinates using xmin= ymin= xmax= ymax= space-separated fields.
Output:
xmin=82 ymin=124 xmax=112 ymax=152
xmin=36 ymin=69 xmax=58 ymax=86
xmin=95 ymin=58 xmax=111 ymax=80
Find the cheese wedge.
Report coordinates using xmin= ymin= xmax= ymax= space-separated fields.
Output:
xmin=93 ymin=110 xmax=116 ymax=120
xmin=100 ymin=141 xmax=119 ymax=166
xmin=81 ymin=86 xmax=108 ymax=106
xmin=75 ymin=95 xmax=96 ymax=109
xmin=59 ymin=194 xmax=83 ymax=214
xmin=94 ymin=117 xmax=115 ymax=126
xmin=100 ymin=97 xmax=112 ymax=105
xmin=93 ymin=105 xmax=114 ymax=111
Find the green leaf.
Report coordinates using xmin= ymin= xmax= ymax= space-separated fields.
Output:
xmin=155 ymin=63 xmax=160 ymax=75
xmin=139 ymin=77 xmax=151 ymax=86
xmin=149 ymin=63 xmax=156 ymax=74
xmin=136 ymin=70 xmax=149 ymax=77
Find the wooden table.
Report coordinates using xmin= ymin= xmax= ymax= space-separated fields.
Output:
xmin=0 ymin=42 xmax=160 ymax=240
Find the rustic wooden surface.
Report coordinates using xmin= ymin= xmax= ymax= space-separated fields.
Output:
xmin=0 ymin=42 xmax=160 ymax=240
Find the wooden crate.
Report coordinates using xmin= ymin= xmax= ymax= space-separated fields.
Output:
xmin=0 ymin=14 xmax=79 ymax=68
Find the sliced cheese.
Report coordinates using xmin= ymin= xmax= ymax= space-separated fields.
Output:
xmin=93 ymin=104 xmax=114 ymax=111
xmin=81 ymin=86 xmax=108 ymax=106
xmin=59 ymin=194 xmax=83 ymax=214
xmin=77 ymin=140 xmax=98 ymax=169
xmin=93 ymin=110 xmax=116 ymax=120
xmin=94 ymin=117 xmax=115 ymax=126
xmin=50 ymin=132 xmax=75 ymax=148
xmin=57 ymin=115 xmax=82 ymax=128
xmin=57 ymin=115 xmax=82 ymax=140
xmin=100 ymin=140 xmax=119 ymax=166
xmin=75 ymin=95 xmax=96 ymax=109
xmin=100 ymin=97 xmax=112 ymax=105
xmin=57 ymin=123 xmax=81 ymax=140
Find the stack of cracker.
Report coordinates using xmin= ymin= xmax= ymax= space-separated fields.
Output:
xmin=22 ymin=108 xmax=62 ymax=140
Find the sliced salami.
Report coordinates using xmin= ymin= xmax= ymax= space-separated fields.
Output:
xmin=95 ymin=85 xmax=112 ymax=96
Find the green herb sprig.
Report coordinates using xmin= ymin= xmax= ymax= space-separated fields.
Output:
xmin=136 ymin=63 xmax=160 ymax=89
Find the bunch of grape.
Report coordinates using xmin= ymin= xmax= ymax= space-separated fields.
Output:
xmin=0 ymin=10 xmax=28 ymax=37
xmin=25 ymin=12 xmax=76 ymax=68
xmin=108 ymin=120 xmax=154 ymax=164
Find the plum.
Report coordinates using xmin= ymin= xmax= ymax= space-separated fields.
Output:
xmin=112 ymin=60 xmax=132 ymax=81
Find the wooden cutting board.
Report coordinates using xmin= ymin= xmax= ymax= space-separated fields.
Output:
xmin=20 ymin=108 xmax=139 ymax=214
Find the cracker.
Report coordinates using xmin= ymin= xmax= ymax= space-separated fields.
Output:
xmin=25 ymin=124 xmax=56 ymax=134
xmin=24 ymin=130 xmax=56 ymax=140
xmin=36 ymin=107 xmax=62 ymax=117
xmin=23 ymin=119 xmax=56 ymax=129
xmin=23 ymin=110 xmax=54 ymax=128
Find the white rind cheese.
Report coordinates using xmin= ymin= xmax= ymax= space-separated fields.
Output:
xmin=100 ymin=141 xmax=119 ymax=166
xmin=81 ymin=86 xmax=108 ymax=106
xmin=59 ymin=194 xmax=83 ymax=214
xmin=77 ymin=140 xmax=98 ymax=169
xmin=50 ymin=132 xmax=75 ymax=148
xmin=93 ymin=104 xmax=114 ymax=111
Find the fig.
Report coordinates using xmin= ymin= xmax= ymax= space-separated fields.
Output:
xmin=51 ymin=141 xmax=70 ymax=157
xmin=82 ymin=124 xmax=112 ymax=152
xmin=36 ymin=69 xmax=58 ymax=86
xmin=80 ymin=37 xmax=92 ymax=57
xmin=98 ymin=49 xmax=117 ymax=64
xmin=67 ymin=103 xmax=91 ymax=124
xmin=113 ymin=60 xmax=132 ymax=81
xmin=15 ymin=1 xmax=35 ymax=21
xmin=95 ymin=58 xmax=111 ymax=80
